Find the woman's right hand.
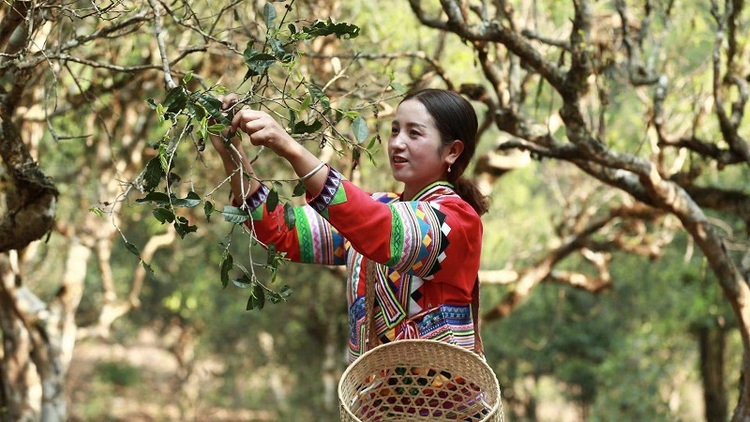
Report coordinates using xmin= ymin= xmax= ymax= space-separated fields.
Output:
xmin=229 ymin=109 xmax=297 ymax=159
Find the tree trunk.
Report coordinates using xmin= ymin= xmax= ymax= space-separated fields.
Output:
xmin=684 ymin=221 xmax=750 ymax=422
xmin=0 ymin=253 xmax=66 ymax=422
xmin=0 ymin=120 xmax=58 ymax=253
xmin=0 ymin=255 xmax=37 ymax=422
xmin=699 ymin=322 xmax=727 ymax=422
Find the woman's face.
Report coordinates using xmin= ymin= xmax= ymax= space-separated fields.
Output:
xmin=388 ymin=99 xmax=453 ymax=199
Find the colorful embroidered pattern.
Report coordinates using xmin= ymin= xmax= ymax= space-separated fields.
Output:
xmin=241 ymin=169 xmax=482 ymax=364
xmin=309 ymin=167 xmax=344 ymax=218
xmin=293 ymin=206 xmax=345 ymax=265
xmin=346 ymin=298 xmax=475 ymax=362
xmin=245 ymin=184 xmax=270 ymax=219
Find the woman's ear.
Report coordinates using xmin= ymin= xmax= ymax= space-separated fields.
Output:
xmin=445 ymin=140 xmax=465 ymax=165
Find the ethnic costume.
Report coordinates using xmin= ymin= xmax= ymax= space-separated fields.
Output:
xmin=240 ymin=166 xmax=483 ymax=363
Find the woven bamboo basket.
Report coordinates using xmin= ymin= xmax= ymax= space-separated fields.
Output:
xmin=338 ymin=340 xmax=503 ymax=421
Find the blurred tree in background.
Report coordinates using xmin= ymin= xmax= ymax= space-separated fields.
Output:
xmin=0 ymin=1 xmax=747 ymax=421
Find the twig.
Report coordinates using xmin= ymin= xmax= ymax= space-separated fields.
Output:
xmin=147 ymin=0 xmax=177 ymax=89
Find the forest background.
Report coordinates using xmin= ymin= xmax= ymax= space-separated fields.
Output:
xmin=1 ymin=0 xmax=749 ymax=421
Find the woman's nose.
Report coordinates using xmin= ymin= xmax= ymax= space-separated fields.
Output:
xmin=389 ymin=133 xmax=406 ymax=149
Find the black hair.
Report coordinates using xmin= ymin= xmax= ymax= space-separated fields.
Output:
xmin=402 ymin=89 xmax=489 ymax=215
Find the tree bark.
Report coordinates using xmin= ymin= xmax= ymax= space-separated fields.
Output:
xmin=0 ymin=253 xmax=66 ymax=422
xmin=699 ymin=321 xmax=728 ymax=422
xmin=0 ymin=120 xmax=58 ymax=253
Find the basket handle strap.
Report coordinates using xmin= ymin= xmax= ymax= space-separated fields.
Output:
xmin=472 ymin=276 xmax=485 ymax=356
xmin=364 ymin=258 xmax=380 ymax=353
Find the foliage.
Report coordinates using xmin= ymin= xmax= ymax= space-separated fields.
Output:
xmin=123 ymin=5 xmax=381 ymax=311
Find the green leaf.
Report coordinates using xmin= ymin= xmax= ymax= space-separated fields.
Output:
xmin=142 ymin=157 xmax=165 ymax=192
xmin=266 ymin=188 xmax=279 ymax=212
xmin=292 ymin=179 xmax=306 ymax=197
xmin=136 ymin=191 xmax=170 ymax=206
xmin=158 ymin=144 xmax=169 ymax=174
xmin=288 ymin=108 xmax=297 ymax=130
xmin=307 ymin=84 xmax=330 ymax=111
xmin=269 ymin=37 xmax=293 ymax=63
xmin=301 ymin=19 xmax=360 ymax=39
xmin=195 ymin=93 xmax=230 ymax=125
xmin=352 ymin=116 xmax=369 ymax=142
xmin=266 ymin=243 xmax=277 ymax=266
xmin=141 ymin=261 xmax=156 ymax=280
xmin=174 ymin=216 xmax=197 ymax=238
xmin=300 ymin=95 xmax=312 ymax=111
xmin=220 ymin=254 xmax=233 ymax=289
xmin=171 ymin=191 xmax=201 ymax=208
xmin=221 ymin=205 xmax=250 ymax=224
xmin=283 ymin=203 xmax=296 ymax=229
xmin=279 ymin=284 xmax=292 ymax=299
xmin=156 ymin=103 xmax=166 ymax=122
xmin=263 ymin=2 xmax=277 ymax=29
xmin=124 ymin=241 xmax=140 ymax=257
xmin=207 ymin=123 xmax=227 ymax=133
xmin=292 ymin=119 xmax=322 ymax=134
xmin=268 ymin=291 xmax=283 ymax=304
xmin=232 ymin=275 xmax=252 ymax=289
xmin=204 ymin=201 xmax=215 ymax=221
xmin=153 ymin=207 xmax=175 ymax=224
xmin=253 ymin=284 xmax=266 ymax=310
xmin=183 ymin=71 xmax=193 ymax=83
xmin=162 ymin=86 xmax=188 ymax=115
xmin=187 ymin=102 xmax=207 ymax=122
xmin=390 ymin=82 xmax=407 ymax=93
xmin=243 ymin=45 xmax=277 ymax=77
xmin=89 ymin=206 xmax=104 ymax=217
xmin=166 ymin=171 xmax=181 ymax=188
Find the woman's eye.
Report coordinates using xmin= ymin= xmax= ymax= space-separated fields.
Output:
xmin=409 ymin=130 xmax=420 ymax=137
xmin=391 ymin=127 xmax=399 ymax=135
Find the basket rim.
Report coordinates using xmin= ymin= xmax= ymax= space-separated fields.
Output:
xmin=337 ymin=339 xmax=502 ymax=422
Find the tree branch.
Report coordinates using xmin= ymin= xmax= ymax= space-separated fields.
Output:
xmin=483 ymin=208 xmax=616 ymax=321
xmin=147 ymin=0 xmax=177 ymax=89
xmin=408 ymin=0 xmax=566 ymax=91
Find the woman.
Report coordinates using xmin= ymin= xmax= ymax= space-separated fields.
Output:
xmin=211 ymin=89 xmax=488 ymax=362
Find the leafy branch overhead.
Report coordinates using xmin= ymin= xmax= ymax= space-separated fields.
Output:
xmin=132 ymin=11 xmax=368 ymax=310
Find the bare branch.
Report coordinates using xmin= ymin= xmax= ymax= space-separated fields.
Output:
xmin=547 ymin=269 xmax=611 ymax=293
xmin=710 ymin=0 xmax=750 ymax=165
xmin=147 ymin=0 xmax=177 ymax=89
xmin=408 ymin=0 xmax=566 ymax=91
xmin=564 ymin=0 xmax=594 ymax=100
xmin=483 ymin=209 xmax=616 ymax=321
xmin=0 ymin=1 xmax=31 ymax=57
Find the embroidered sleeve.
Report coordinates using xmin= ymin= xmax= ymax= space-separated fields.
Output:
xmin=307 ymin=169 xmax=481 ymax=280
xmin=241 ymin=180 xmax=347 ymax=266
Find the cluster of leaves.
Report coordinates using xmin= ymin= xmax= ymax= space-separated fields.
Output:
xmin=127 ymin=6 xmax=367 ymax=311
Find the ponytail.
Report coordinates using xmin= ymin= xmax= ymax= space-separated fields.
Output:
xmin=453 ymin=176 xmax=489 ymax=216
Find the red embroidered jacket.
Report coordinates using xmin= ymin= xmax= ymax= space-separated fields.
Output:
xmin=240 ymin=166 xmax=483 ymax=362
